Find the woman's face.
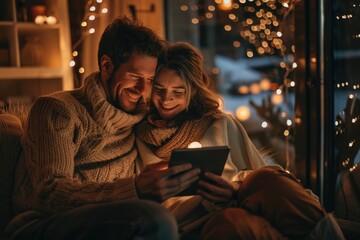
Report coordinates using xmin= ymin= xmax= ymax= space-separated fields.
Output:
xmin=152 ymin=68 xmax=188 ymax=120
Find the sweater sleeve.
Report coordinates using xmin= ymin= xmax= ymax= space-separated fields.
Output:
xmin=222 ymin=114 xmax=266 ymax=182
xmin=21 ymin=97 xmax=138 ymax=213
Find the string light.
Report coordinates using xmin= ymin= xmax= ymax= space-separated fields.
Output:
xmin=71 ymin=0 xmax=108 ymax=79
xmin=177 ymin=0 xmax=360 ymax=172
xmin=236 ymin=106 xmax=251 ymax=121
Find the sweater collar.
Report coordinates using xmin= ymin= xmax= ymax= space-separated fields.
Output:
xmin=81 ymin=72 xmax=146 ymax=134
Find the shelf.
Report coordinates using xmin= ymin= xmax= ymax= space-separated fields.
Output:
xmin=16 ymin=22 xmax=60 ymax=31
xmin=0 ymin=67 xmax=63 ymax=79
xmin=0 ymin=0 xmax=73 ymax=102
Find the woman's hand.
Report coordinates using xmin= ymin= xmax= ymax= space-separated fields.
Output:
xmin=135 ymin=161 xmax=200 ymax=202
xmin=197 ymin=172 xmax=236 ymax=205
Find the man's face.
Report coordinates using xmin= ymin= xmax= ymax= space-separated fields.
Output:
xmin=102 ymin=54 xmax=158 ymax=113
xmin=152 ymin=68 xmax=188 ymax=120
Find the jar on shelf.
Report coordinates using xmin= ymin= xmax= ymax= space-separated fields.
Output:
xmin=20 ymin=36 xmax=43 ymax=67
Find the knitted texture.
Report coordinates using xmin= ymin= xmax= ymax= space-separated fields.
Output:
xmin=136 ymin=116 xmax=214 ymax=161
xmin=0 ymin=113 xmax=24 ymax=235
xmin=12 ymin=72 xmax=146 ymax=214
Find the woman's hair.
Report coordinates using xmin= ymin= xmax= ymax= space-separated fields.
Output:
xmin=156 ymin=42 xmax=223 ymax=119
xmin=97 ymin=16 xmax=164 ymax=70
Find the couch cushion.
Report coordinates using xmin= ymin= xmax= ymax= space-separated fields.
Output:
xmin=0 ymin=113 xmax=23 ymax=235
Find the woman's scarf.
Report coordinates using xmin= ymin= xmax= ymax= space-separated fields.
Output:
xmin=137 ymin=114 xmax=214 ymax=161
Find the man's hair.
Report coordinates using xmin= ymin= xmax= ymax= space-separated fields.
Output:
xmin=98 ymin=16 xmax=164 ymax=69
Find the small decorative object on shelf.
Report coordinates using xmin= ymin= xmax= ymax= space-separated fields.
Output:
xmin=20 ymin=36 xmax=43 ymax=66
xmin=0 ymin=0 xmax=73 ymax=102
xmin=16 ymin=0 xmax=28 ymax=22
xmin=30 ymin=3 xmax=46 ymax=21
xmin=0 ymin=47 xmax=10 ymax=66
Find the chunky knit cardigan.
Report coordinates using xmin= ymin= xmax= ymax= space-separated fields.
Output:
xmin=11 ymin=72 xmax=146 ymax=217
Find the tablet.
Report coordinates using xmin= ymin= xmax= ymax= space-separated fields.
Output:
xmin=169 ymin=146 xmax=230 ymax=196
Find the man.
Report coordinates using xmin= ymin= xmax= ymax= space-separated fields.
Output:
xmin=4 ymin=17 xmax=200 ymax=239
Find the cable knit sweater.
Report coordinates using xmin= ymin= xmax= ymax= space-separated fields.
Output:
xmin=12 ymin=72 xmax=146 ymax=216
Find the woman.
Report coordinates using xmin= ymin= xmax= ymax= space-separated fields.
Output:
xmin=136 ymin=42 xmax=332 ymax=239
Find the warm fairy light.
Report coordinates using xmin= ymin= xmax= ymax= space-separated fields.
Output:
xmin=349 ymin=94 xmax=354 ymax=99
xmin=180 ymin=5 xmax=188 ymax=11
xmin=350 ymin=164 xmax=358 ymax=172
xmin=276 ymin=89 xmax=282 ymax=94
xmin=224 ymin=25 xmax=232 ymax=31
xmin=72 ymin=0 xmax=109 ymax=81
xmin=247 ymin=50 xmax=254 ymax=57
xmin=233 ymin=41 xmax=241 ymax=47
xmin=211 ymin=67 xmax=220 ymax=74
xmin=257 ymin=47 xmax=265 ymax=54
xmin=271 ymin=93 xmax=283 ymax=105
xmin=238 ymin=85 xmax=249 ymax=94
xmin=286 ymin=119 xmax=292 ymax=126
xmin=206 ymin=13 xmax=213 ymax=19
xmin=101 ymin=8 xmax=108 ymax=14
xmin=218 ymin=0 xmax=233 ymax=11
xmin=260 ymin=78 xmax=271 ymax=90
xmin=34 ymin=15 xmax=46 ymax=24
xmin=349 ymin=140 xmax=354 ymax=147
xmin=208 ymin=5 xmax=216 ymax=11
xmin=229 ymin=14 xmax=236 ymax=20
xmin=47 ymin=16 xmax=57 ymax=25
xmin=261 ymin=121 xmax=268 ymax=128
xmin=69 ymin=60 xmax=75 ymax=67
xmin=191 ymin=18 xmax=199 ymax=24
xmin=236 ymin=106 xmax=251 ymax=121
xmin=34 ymin=15 xmax=57 ymax=25
xmin=250 ymin=83 xmax=261 ymax=94
xmin=284 ymin=130 xmax=290 ymax=136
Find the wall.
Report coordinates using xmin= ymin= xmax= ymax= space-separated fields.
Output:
xmin=81 ymin=0 xmax=165 ymax=76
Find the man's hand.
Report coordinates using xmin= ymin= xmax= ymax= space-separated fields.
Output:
xmin=197 ymin=172 xmax=235 ymax=204
xmin=135 ymin=161 xmax=200 ymax=202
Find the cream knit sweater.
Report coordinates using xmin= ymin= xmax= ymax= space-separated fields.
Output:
xmin=12 ymin=72 xmax=146 ymax=216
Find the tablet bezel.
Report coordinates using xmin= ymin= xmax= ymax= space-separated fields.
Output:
xmin=169 ymin=146 xmax=230 ymax=196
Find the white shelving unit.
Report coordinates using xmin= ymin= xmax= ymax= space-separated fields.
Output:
xmin=0 ymin=0 xmax=73 ymax=105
